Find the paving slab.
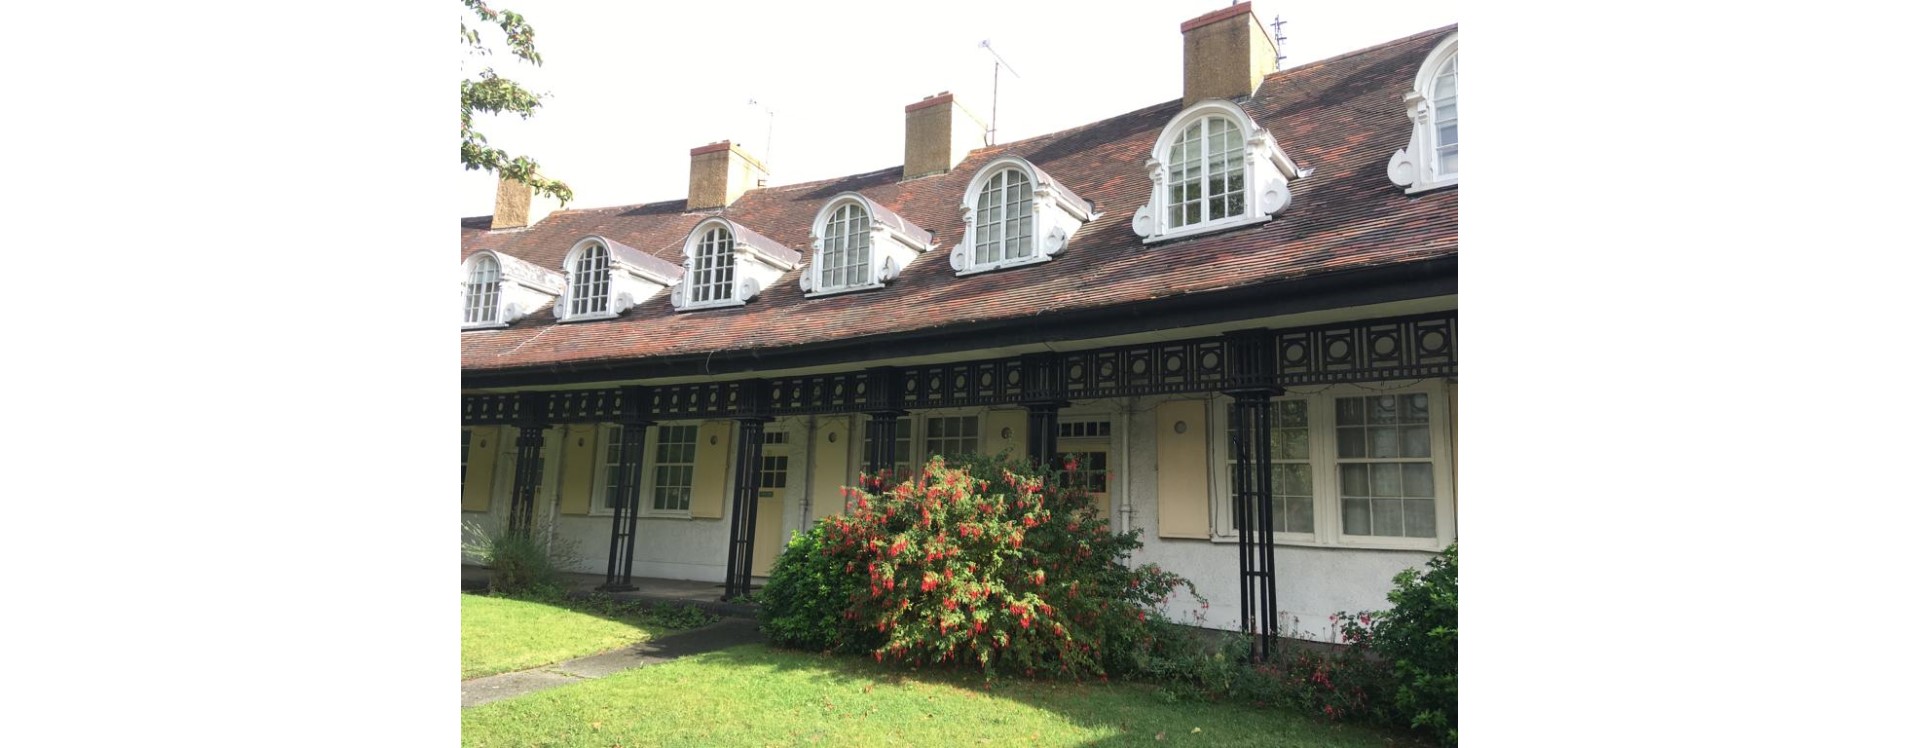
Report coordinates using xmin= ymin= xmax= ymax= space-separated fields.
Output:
xmin=461 ymin=617 xmax=765 ymax=709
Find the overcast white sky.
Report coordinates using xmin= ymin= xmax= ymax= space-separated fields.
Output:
xmin=459 ymin=0 xmax=1458 ymax=216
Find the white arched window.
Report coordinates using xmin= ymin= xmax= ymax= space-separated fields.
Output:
xmin=975 ymin=169 xmax=1033 ymax=264
xmin=820 ymin=202 xmax=870 ymax=291
xmin=463 ymin=254 xmax=500 ymax=326
xmin=459 ymin=249 xmax=563 ymax=329
xmin=671 ymin=218 xmax=798 ymax=312
xmin=568 ymin=241 xmax=611 ymax=317
xmin=689 ymin=225 xmax=735 ymax=304
xmin=554 ymin=236 xmax=683 ymax=322
xmin=798 ymin=193 xmax=932 ymax=298
xmin=953 ymin=156 xmax=1093 ymax=275
xmin=1388 ymin=33 xmax=1460 ymax=194
xmin=1133 ymin=100 xmax=1302 ymax=243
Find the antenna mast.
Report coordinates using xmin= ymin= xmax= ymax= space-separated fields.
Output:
xmin=747 ymin=98 xmax=774 ymax=175
xmin=978 ymin=40 xmax=1022 ymax=145
xmin=1270 ymin=17 xmax=1288 ymax=68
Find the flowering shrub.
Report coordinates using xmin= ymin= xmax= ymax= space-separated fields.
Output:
xmin=1243 ymin=612 xmax=1394 ymax=724
xmin=759 ymin=453 xmax=1197 ymax=678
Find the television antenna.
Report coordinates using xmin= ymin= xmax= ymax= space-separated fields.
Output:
xmin=1271 ymin=17 xmax=1289 ymax=68
xmin=978 ymin=40 xmax=1022 ymax=145
xmin=746 ymin=98 xmax=774 ymax=173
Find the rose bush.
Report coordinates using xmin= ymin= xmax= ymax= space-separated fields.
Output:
xmin=760 ymin=453 xmax=1197 ymax=678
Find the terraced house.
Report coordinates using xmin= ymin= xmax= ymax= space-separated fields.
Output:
xmin=460 ymin=5 xmax=1458 ymax=647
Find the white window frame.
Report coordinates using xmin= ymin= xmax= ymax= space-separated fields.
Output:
xmin=461 ymin=254 xmax=503 ymax=328
xmin=684 ymin=225 xmax=737 ymax=309
xmin=953 ymin=156 xmax=1093 ymax=276
xmin=1207 ymin=381 xmax=1455 ymax=552
xmin=638 ymin=422 xmax=700 ymax=518
xmin=815 ymin=198 xmax=874 ymax=295
xmin=1387 ymin=33 xmax=1460 ymax=194
xmin=1133 ymin=100 xmax=1301 ymax=244
xmin=561 ymin=239 xmax=615 ymax=321
xmin=860 ymin=409 xmax=987 ymax=477
xmin=587 ymin=424 xmax=629 ymax=517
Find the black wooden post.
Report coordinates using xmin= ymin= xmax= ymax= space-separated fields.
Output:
xmin=1223 ymin=329 xmax=1281 ymax=662
xmin=860 ymin=367 xmax=906 ymax=486
xmin=507 ymin=392 xmax=551 ymax=538
xmin=723 ymin=381 xmax=773 ymax=600
xmin=600 ymin=385 xmax=652 ymax=591
xmin=1019 ymin=353 xmax=1069 ymax=469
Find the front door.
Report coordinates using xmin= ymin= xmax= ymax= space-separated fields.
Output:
xmin=750 ymin=446 xmax=792 ymax=576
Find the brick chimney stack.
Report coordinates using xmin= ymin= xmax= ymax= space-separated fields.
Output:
xmin=687 ymin=140 xmax=770 ymax=211
xmin=1180 ymin=2 xmax=1279 ymax=107
xmin=902 ymin=92 xmax=987 ymax=181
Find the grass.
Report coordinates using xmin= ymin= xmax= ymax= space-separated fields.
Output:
xmin=461 ymin=644 xmax=1411 ymax=747
xmin=461 ymin=593 xmax=709 ymax=679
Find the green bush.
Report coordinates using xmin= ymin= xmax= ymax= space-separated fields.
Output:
xmin=759 ymin=453 xmax=1198 ymax=678
xmin=760 ymin=524 xmax=878 ymax=652
xmin=1372 ymin=543 xmax=1458 ymax=745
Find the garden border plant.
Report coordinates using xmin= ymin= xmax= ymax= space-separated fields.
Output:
xmin=761 ymin=453 xmax=1201 ymax=679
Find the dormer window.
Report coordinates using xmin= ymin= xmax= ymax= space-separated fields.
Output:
xmin=463 ymin=254 xmax=501 ymax=325
xmin=798 ymin=193 xmax=933 ymax=297
xmin=670 ymin=219 xmax=799 ymax=312
xmin=568 ymin=242 xmax=612 ymax=317
xmin=1133 ymin=100 xmax=1304 ymax=244
xmin=952 ymin=156 xmax=1093 ymax=275
xmin=1388 ymin=33 xmax=1460 ymax=193
xmin=821 ymin=203 xmax=870 ymax=290
xmin=459 ymin=250 xmax=563 ymax=329
xmin=689 ymin=226 xmax=735 ymax=304
xmin=555 ymin=236 xmax=684 ymax=322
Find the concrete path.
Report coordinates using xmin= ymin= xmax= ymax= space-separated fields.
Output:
xmin=461 ymin=617 xmax=765 ymax=709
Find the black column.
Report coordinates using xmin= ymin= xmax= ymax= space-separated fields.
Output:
xmin=507 ymin=392 xmax=550 ymax=538
xmin=601 ymin=385 xmax=652 ymax=592
xmin=1019 ymin=353 xmax=1069 ymax=470
xmin=860 ymin=366 xmax=907 ymax=487
xmin=723 ymin=382 xmax=773 ymax=601
xmin=1224 ymin=329 xmax=1280 ymax=662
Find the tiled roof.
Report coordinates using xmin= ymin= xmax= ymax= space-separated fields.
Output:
xmin=462 ymin=25 xmax=1458 ymax=375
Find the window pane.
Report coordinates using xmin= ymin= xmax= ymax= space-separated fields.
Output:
xmin=1403 ymin=463 xmax=1434 ymax=497
xmin=1336 ymin=398 xmax=1366 ymax=425
xmin=1343 ymin=499 xmax=1372 ymax=536
xmin=1371 ymin=499 xmax=1404 ymax=536
xmin=1367 ymin=396 xmax=1398 ymax=425
xmin=1369 ymin=427 xmax=1401 ymax=458
xmin=1280 ymin=463 xmax=1311 ymax=496
xmin=1369 ymin=463 xmax=1402 ymax=497
xmin=1401 ymin=426 xmax=1432 ymax=458
xmin=1403 ymin=394 xmax=1429 ymax=423
xmin=1403 ymin=499 xmax=1437 ymax=538
xmin=1283 ymin=496 xmax=1313 ymax=534
xmin=1279 ymin=427 xmax=1309 ymax=460
xmin=1340 ymin=463 xmax=1370 ymax=497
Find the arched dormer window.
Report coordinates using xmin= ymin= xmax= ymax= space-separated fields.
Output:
xmin=555 ymin=236 xmax=684 ymax=322
xmin=1388 ymin=33 xmax=1460 ymax=193
xmin=670 ymin=218 xmax=800 ymax=312
xmin=464 ymin=254 xmax=500 ymax=325
xmin=569 ymin=241 xmax=611 ymax=317
xmin=1133 ymin=100 xmax=1304 ymax=243
xmin=689 ymin=225 xmax=735 ymax=304
xmin=952 ymin=156 xmax=1093 ymax=276
xmin=798 ymin=193 xmax=933 ymax=297
xmin=459 ymin=249 xmax=562 ymax=329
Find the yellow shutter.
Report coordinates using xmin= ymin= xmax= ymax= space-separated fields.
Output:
xmin=810 ymin=416 xmax=853 ymax=518
xmin=461 ymin=426 xmax=499 ymax=512
xmin=558 ymin=423 xmax=598 ymax=516
xmin=983 ymin=409 xmax=1027 ymax=460
xmin=1156 ymin=399 xmax=1211 ymax=539
xmin=689 ymin=420 xmax=733 ymax=519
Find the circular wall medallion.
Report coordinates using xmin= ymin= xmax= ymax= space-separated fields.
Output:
xmin=1068 ymin=363 xmax=1085 ymax=381
xmin=1420 ymin=330 xmax=1448 ymax=354
xmin=1327 ymin=339 xmax=1350 ymax=360
xmin=1372 ymin=334 xmax=1397 ymax=356
xmin=1282 ymin=341 xmax=1308 ymax=365
xmin=1165 ymin=354 xmax=1184 ymax=372
xmin=1131 ymin=358 xmax=1148 ymax=375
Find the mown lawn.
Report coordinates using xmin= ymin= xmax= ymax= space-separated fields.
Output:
xmin=462 ymin=594 xmax=677 ymax=679
xmin=462 ymin=644 xmax=1408 ymax=747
